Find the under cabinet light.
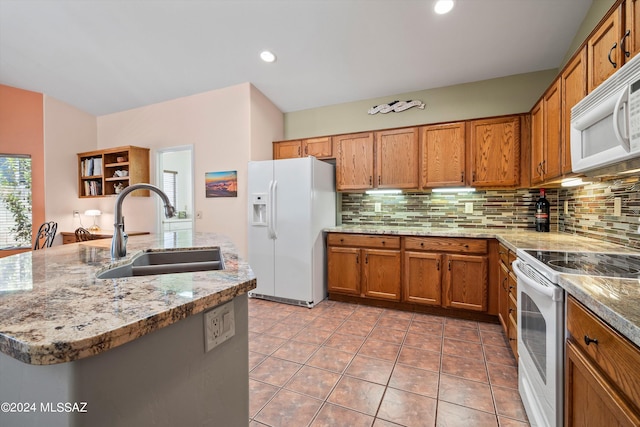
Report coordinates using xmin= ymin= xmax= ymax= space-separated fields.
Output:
xmin=365 ymin=189 xmax=402 ymax=195
xmin=431 ymin=187 xmax=475 ymax=193
xmin=561 ymin=178 xmax=590 ymax=187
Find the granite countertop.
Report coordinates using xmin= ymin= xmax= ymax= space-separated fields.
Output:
xmin=326 ymin=225 xmax=640 ymax=348
xmin=0 ymin=232 xmax=256 ymax=365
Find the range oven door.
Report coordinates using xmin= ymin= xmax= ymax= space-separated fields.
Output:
xmin=512 ymin=259 xmax=564 ymax=427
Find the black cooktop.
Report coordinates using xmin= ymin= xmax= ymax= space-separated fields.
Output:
xmin=523 ymin=250 xmax=640 ymax=278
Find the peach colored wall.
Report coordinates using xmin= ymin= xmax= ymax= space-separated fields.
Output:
xmin=96 ymin=83 xmax=282 ymax=257
xmin=0 ymin=85 xmax=44 ymax=257
xmin=43 ymin=95 xmax=97 ymax=242
xmin=250 ymin=84 xmax=284 ymax=161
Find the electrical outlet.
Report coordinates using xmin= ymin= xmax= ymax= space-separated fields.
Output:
xmin=73 ymin=210 xmax=80 ymax=217
xmin=564 ymin=200 xmax=569 ymax=215
xmin=374 ymin=202 xmax=382 ymax=212
xmin=464 ymin=202 xmax=473 ymax=214
xmin=614 ymin=197 xmax=622 ymax=216
xmin=204 ymin=300 xmax=235 ymax=352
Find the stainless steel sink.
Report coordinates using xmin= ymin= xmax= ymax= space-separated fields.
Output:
xmin=96 ymin=247 xmax=224 ymax=279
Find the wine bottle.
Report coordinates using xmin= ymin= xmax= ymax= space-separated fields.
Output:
xmin=535 ymin=189 xmax=550 ymax=232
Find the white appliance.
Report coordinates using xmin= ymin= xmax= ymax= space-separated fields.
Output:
xmin=512 ymin=253 xmax=564 ymax=427
xmin=571 ymin=53 xmax=640 ymax=174
xmin=247 ymin=157 xmax=336 ymax=308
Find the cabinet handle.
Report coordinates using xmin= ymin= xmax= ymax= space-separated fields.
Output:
xmin=378 ymin=176 xmax=381 ymax=185
xmin=460 ymin=171 xmax=464 ymax=182
xmin=541 ymin=160 xmax=546 ymax=174
xmin=472 ymin=171 xmax=476 ymax=182
xmin=448 ymin=260 xmax=451 ymax=271
xmin=509 ymin=337 xmax=517 ymax=342
xmin=622 ymin=29 xmax=631 ymax=58
xmin=508 ymin=308 xmax=514 ymax=314
xmin=381 ymin=240 xmax=385 ymax=245
xmin=420 ymin=242 xmax=424 ymax=247
xmin=502 ymin=277 xmax=508 ymax=291
xmin=436 ymin=260 xmax=440 ymax=270
xmin=340 ymin=238 xmax=344 ymax=243
xmin=365 ymin=254 xmax=368 ymax=264
xmin=298 ymin=146 xmax=301 ymax=156
xmin=608 ymin=42 xmax=618 ymax=68
xmin=584 ymin=335 xmax=599 ymax=346
xmin=304 ymin=146 xmax=308 ymax=155
xmin=369 ymin=176 xmax=373 ymax=186
xmin=356 ymin=254 xmax=359 ymax=264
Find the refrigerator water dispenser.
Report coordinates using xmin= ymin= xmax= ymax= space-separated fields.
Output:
xmin=251 ymin=194 xmax=267 ymax=225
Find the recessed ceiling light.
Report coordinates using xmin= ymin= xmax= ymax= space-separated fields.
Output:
xmin=434 ymin=0 xmax=455 ymax=14
xmin=260 ymin=50 xmax=277 ymax=63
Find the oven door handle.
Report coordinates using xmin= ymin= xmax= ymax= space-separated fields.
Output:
xmin=512 ymin=259 xmax=563 ymax=302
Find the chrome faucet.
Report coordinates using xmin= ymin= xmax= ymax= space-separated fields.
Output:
xmin=111 ymin=183 xmax=176 ymax=259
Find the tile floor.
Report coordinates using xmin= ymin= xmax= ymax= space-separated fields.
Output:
xmin=248 ymin=298 xmax=530 ymax=427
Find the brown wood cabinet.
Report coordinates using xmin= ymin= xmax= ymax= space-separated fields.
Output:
xmin=468 ymin=116 xmax=520 ymax=187
xmin=497 ymin=243 xmax=518 ymax=359
xmin=334 ymin=132 xmax=375 ymax=191
xmin=561 ymin=47 xmax=588 ymax=175
xmin=78 ymin=146 xmax=150 ymax=198
xmin=588 ymin=5 xmax=623 ymax=92
xmin=565 ymin=296 xmax=640 ymax=426
xmin=419 ymin=122 xmax=466 ymax=188
xmin=374 ymin=128 xmax=419 ymax=189
xmin=403 ymin=236 xmax=488 ymax=312
xmin=273 ymin=137 xmax=333 ymax=160
xmin=626 ymin=0 xmax=640 ymax=60
xmin=531 ymin=80 xmax=562 ymax=185
xmin=327 ymin=233 xmax=401 ymax=301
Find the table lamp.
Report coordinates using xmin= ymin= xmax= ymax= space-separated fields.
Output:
xmin=84 ymin=209 xmax=102 ymax=232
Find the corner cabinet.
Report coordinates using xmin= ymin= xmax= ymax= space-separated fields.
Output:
xmin=468 ymin=116 xmax=520 ymax=187
xmin=561 ymin=46 xmax=588 ymax=175
xmin=78 ymin=146 xmax=150 ymax=198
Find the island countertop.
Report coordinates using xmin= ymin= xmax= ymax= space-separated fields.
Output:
xmin=0 ymin=232 xmax=256 ymax=365
xmin=325 ymin=225 xmax=640 ymax=348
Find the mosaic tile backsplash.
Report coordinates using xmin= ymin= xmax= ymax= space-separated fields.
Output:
xmin=339 ymin=175 xmax=640 ymax=249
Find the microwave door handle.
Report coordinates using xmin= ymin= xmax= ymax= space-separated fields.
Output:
xmin=613 ymin=88 xmax=631 ymax=152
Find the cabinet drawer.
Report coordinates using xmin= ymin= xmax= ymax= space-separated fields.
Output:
xmin=62 ymin=234 xmax=77 ymax=245
xmin=499 ymin=243 xmax=510 ymax=265
xmin=404 ymin=237 xmax=487 ymax=254
xmin=567 ymin=296 xmax=640 ymax=407
xmin=508 ymin=272 xmax=517 ymax=296
xmin=327 ymin=233 xmax=400 ymax=249
xmin=508 ymin=292 xmax=517 ymax=325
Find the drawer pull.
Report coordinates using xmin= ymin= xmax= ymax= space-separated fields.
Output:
xmin=420 ymin=242 xmax=424 ymax=247
xmin=584 ymin=335 xmax=599 ymax=346
xmin=509 ymin=337 xmax=516 ymax=341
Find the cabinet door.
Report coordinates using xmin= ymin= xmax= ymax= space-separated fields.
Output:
xmin=403 ymin=252 xmax=442 ymax=306
xmin=588 ymin=7 xmax=622 ymax=92
xmin=561 ymin=47 xmax=587 ymax=174
xmin=334 ymin=133 xmax=375 ymax=191
xmin=543 ymin=79 xmax=562 ymax=181
xmin=375 ymin=128 xmax=419 ymax=189
xmin=362 ymin=249 xmax=401 ymax=301
xmin=420 ymin=123 xmax=466 ymax=188
xmin=626 ymin=0 xmax=640 ymax=61
xmin=498 ymin=261 xmax=510 ymax=332
xmin=530 ymin=100 xmax=545 ymax=185
xmin=327 ymin=247 xmax=361 ymax=295
xmin=273 ymin=141 xmax=302 ymax=159
xmin=565 ymin=341 xmax=640 ymax=427
xmin=443 ymin=254 xmax=488 ymax=311
xmin=468 ymin=117 xmax=520 ymax=187
xmin=303 ymin=137 xmax=332 ymax=158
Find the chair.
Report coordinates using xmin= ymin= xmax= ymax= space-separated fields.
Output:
xmin=75 ymin=227 xmax=93 ymax=242
xmin=33 ymin=221 xmax=58 ymax=250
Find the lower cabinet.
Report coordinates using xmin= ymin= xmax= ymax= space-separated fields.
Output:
xmin=498 ymin=243 xmax=518 ymax=360
xmin=328 ymin=233 xmax=492 ymax=315
xmin=565 ymin=296 xmax=640 ymax=426
xmin=327 ymin=234 xmax=401 ymax=301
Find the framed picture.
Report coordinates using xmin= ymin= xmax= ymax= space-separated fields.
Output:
xmin=205 ymin=170 xmax=237 ymax=198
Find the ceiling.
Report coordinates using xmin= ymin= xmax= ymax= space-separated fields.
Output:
xmin=0 ymin=0 xmax=593 ymax=117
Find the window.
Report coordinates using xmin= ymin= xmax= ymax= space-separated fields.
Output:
xmin=0 ymin=155 xmax=32 ymax=249
xmin=163 ymin=170 xmax=177 ymax=209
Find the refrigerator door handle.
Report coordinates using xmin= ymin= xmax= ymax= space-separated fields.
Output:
xmin=271 ymin=180 xmax=278 ymax=239
xmin=267 ymin=180 xmax=275 ymax=239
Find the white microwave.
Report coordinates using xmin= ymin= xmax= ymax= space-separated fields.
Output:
xmin=571 ymin=53 xmax=640 ymax=174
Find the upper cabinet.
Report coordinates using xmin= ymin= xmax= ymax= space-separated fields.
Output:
xmin=588 ymin=5 xmax=622 ymax=92
xmin=78 ymin=146 xmax=150 ymax=198
xmin=531 ymin=80 xmax=562 ymax=185
xmin=420 ymin=122 xmax=466 ymax=188
xmin=374 ymin=128 xmax=419 ymax=189
xmin=273 ymin=137 xmax=333 ymax=160
xmin=468 ymin=116 xmax=520 ymax=187
xmin=626 ymin=0 xmax=640 ymax=59
xmin=334 ymin=132 xmax=375 ymax=191
xmin=561 ymin=47 xmax=588 ymax=175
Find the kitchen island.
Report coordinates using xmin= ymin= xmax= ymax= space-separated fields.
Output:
xmin=0 ymin=232 xmax=256 ymax=427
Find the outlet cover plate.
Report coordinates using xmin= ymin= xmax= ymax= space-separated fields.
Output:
xmin=204 ymin=300 xmax=235 ymax=352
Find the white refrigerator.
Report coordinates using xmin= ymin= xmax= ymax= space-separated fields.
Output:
xmin=247 ymin=157 xmax=336 ymax=307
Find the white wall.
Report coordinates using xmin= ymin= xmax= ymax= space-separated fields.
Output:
xmin=43 ymin=95 xmax=97 ymax=243
xmin=96 ymin=83 xmax=283 ymax=257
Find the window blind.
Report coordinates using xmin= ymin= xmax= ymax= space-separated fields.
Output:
xmin=0 ymin=155 xmax=32 ymax=249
